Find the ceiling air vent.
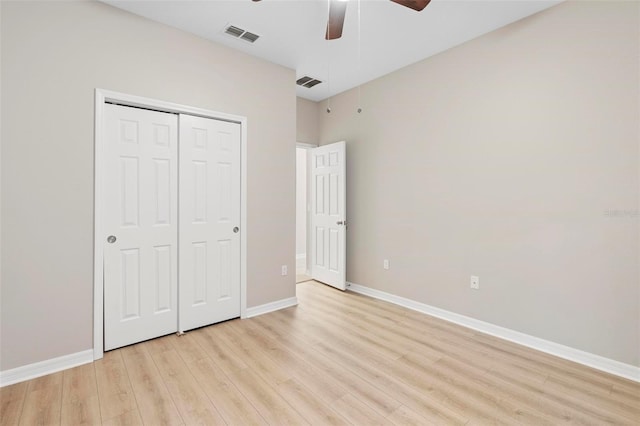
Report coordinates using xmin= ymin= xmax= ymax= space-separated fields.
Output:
xmin=240 ymin=32 xmax=260 ymax=43
xmin=297 ymin=76 xmax=323 ymax=88
xmin=224 ymin=25 xmax=260 ymax=43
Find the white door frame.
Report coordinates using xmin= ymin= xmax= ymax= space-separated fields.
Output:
xmin=308 ymin=141 xmax=347 ymax=289
xmin=93 ymin=89 xmax=248 ymax=360
xmin=296 ymin=142 xmax=317 ymax=276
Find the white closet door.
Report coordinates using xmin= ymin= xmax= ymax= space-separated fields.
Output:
xmin=103 ymin=104 xmax=178 ymax=350
xmin=179 ymin=115 xmax=241 ymax=332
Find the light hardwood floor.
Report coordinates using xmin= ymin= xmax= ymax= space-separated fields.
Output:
xmin=2 ymin=280 xmax=639 ymax=425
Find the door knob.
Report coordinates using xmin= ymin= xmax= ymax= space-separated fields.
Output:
xmin=107 ymin=235 xmax=117 ymax=243
xmin=233 ymin=227 xmax=239 ymax=233
xmin=336 ymin=221 xmax=346 ymax=225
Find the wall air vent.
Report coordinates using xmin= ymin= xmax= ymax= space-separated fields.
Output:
xmin=224 ymin=25 xmax=260 ymax=43
xmin=296 ymin=76 xmax=323 ymax=88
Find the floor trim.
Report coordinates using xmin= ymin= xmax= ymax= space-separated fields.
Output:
xmin=243 ymin=296 xmax=298 ymax=319
xmin=0 ymin=349 xmax=94 ymax=387
xmin=347 ymin=282 xmax=640 ymax=382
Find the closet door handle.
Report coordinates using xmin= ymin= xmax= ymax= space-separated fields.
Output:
xmin=233 ymin=227 xmax=239 ymax=233
xmin=107 ymin=235 xmax=117 ymax=244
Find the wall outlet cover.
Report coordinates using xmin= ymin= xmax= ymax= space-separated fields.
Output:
xmin=470 ymin=275 xmax=480 ymax=290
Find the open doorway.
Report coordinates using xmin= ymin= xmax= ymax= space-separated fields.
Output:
xmin=296 ymin=143 xmax=315 ymax=284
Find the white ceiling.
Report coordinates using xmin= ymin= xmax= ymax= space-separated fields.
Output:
xmin=102 ymin=0 xmax=563 ymax=102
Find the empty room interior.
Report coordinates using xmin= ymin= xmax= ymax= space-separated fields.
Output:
xmin=1 ymin=0 xmax=639 ymax=425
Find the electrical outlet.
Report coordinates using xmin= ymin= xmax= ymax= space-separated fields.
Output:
xmin=470 ymin=275 xmax=480 ymax=290
xmin=281 ymin=265 xmax=288 ymax=276
xmin=383 ymin=259 xmax=390 ymax=270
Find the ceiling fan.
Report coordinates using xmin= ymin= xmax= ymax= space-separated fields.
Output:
xmin=252 ymin=0 xmax=431 ymax=40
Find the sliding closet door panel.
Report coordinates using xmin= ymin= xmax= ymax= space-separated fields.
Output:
xmin=179 ymin=115 xmax=241 ymax=331
xmin=103 ymin=104 xmax=178 ymax=350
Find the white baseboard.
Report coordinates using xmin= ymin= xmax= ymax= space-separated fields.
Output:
xmin=0 ymin=349 xmax=94 ymax=387
xmin=243 ymin=296 xmax=298 ymax=319
xmin=347 ymin=282 xmax=640 ymax=383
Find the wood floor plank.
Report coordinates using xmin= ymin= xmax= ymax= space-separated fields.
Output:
xmin=611 ymin=383 xmax=640 ymax=409
xmin=310 ymin=333 xmax=468 ymax=424
xmin=331 ymin=393 xmax=389 ymax=425
xmin=143 ymin=334 xmax=176 ymax=355
xmin=58 ymin=363 xmax=102 ymax=425
xmin=432 ymin=353 xmax=575 ymax=424
xmin=168 ymin=332 xmax=208 ymax=365
xmin=275 ymin=378 xmax=351 ymax=425
xmin=387 ymin=404 xmax=436 ymax=426
xmin=24 ymin=371 xmax=63 ymax=393
xmin=402 ymin=354 xmax=551 ymax=425
xmin=212 ymin=320 xmax=293 ymax=385
xmin=480 ymin=356 xmax=616 ymax=424
xmin=0 ymin=382 xmax=28 ymax=426
xmin=120 ymin=344 xmax=183 ymax=426
xmin=95 ymin=350 xmax=138 ymax=423
xmin=0 ymin=381 xmax=28 ymax=402
xmin=60 ymin=395 xmax=102 ymax=426
xmin=61 ymin=363 xmax=98 ymax=406
xmin=252 ymin=313 xmax=404 ymax=418
xmin=101 ymin=409 xmax=143 ymax=426
xmin=542 ymin=375 xmax=639 ymax=424
xmin=297 ymin=292 xmax=410 ymax=361
xmin=233 ymin=318 xmax=350 ymax=405
xmin=151 ymin=349 xmax=226 ymax=425
xmin=19 ymin=373 xmax=63 ymax=426
xmin=471 ymin=330 xmax=627 ymax=391
xmin=192 ymin=327 xmax=248 ymax=372
xmin=151 ymin=348 xmax=192 ymax=378
xmin=187 ymin=357 xmax=267 ymax=426
xmin=223 ymin=367 xmax=309 ymax=425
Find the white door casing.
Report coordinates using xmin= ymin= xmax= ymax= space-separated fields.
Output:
xmin=94 ymin=89 xmax=248 ymax=360
xmin=310 ymin=141 xmax=346 ymax=290
xmin=179 ymin=115 xmax=241 ymax=332
xmin=103 ymin=104 xmax=179 ymax=350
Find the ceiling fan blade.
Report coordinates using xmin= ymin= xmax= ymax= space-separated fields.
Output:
xmin=326 ymin=0 xmax=348 ymax=40
xmin=390 ymin=0 xmax=431 ymax=12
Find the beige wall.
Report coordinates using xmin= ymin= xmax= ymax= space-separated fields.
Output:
xmin=0 ymin=1 xmax=296 ymax=370
xmin=296 ymin=97 xmax=320 ymax=144
xmin=318 ymin=1 xmax=639 ymax=366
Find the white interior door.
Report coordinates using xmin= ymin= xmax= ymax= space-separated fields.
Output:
xmin=179 ymin=115 xmax=241 ymax=332
xmin=310 ymin=141 xmax=346 ymax=290
xmin=103 ymin=104 xmax=178 ymax=350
